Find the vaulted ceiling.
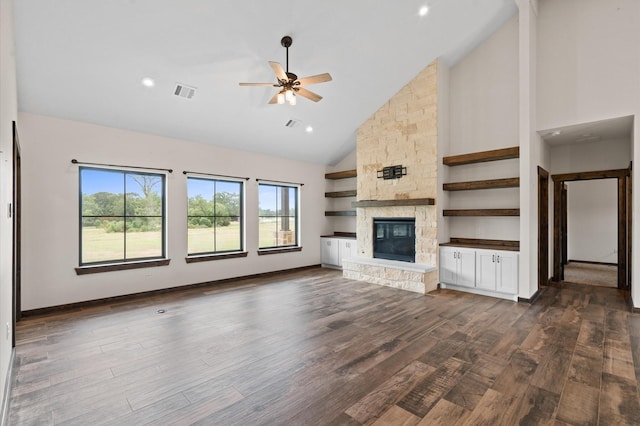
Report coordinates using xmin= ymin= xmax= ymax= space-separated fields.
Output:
xmin=13 ymin=0 xmax=516 ymax=165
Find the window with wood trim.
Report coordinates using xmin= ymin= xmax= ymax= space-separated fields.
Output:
xmin=187 ymin=177 xmax=243 ymax=255
xmin=258 ymin=183 xmax=298 ymax=249
xmin=79 ymin=167 xmax=166 ymax=265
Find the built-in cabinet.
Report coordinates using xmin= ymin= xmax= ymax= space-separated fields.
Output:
xmin=440 ymin=245 xmax=519 ymax=300
xmin=439 ymin=246 xmax=475 ymax=287
xmin=321 ymin=237 xmax=357 ymax=268
xmin=439 ymin=146 xmax=521 ymax=301
xmin=475 ymin=249 xmax=518 ymax=294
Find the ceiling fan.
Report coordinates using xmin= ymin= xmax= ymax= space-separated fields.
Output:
xmin=239 ymin=36 xmax=332 ymax=105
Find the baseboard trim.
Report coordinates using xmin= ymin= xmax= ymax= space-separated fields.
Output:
xmin=568 ymin=259 xmax=618 ymax=267
xmin=518 ymin=289 xmax=540 ymax=304
xmin=22 ymin=264 xmax=322 ymax=318
xmin=1 ymin=348 xmax=15 ymax=426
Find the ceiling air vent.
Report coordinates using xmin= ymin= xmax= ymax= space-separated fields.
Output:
xmin=174 ymin=83 xmax=196 ymax=99
xmin=285 ymin=119 xmax=301 ymax=128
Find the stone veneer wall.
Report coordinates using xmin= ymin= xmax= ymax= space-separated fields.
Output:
xmin=347 ymin=60 xmax=439 ymax=294
xmin=356 ymin=61 xmax=438 ymax=202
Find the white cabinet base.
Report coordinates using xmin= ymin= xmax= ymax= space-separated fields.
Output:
xmin=440 ymin=246 xmax=518 ymax=301
xmin=440 ymin=282 xmax=518 ymax=302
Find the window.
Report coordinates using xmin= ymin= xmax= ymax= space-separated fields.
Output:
xmin=187 ymin=177 xmax=243 ymax=255
xmin=258 ymin=183 xmax=298 ymax=249
xmin=79 ymin=167 xmax=166 ymax=265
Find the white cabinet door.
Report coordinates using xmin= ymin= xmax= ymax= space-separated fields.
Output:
xmin=440 ymin=247 xmax=475 ymax=287
xmin=339 ymin=239 xmax=357 ymax=265
xmin=439 ymin=247 xmax=458 ymax=285
xmin=475 ymin=249 xmax=497 ymax=291
xmin=457 ymin=248 xmax=476 ymax=288
xmin=321 ymin=238 xmax=340 ymax=266
xmin=496 ymin=251 xmax=518 ymax=294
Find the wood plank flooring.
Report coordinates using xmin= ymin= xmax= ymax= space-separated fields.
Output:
xmin=8 ymin=268 xmax=640 ymax=425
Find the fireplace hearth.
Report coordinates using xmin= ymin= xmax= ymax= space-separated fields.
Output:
xmin=373 ymin=218 xmax=416 ymax=263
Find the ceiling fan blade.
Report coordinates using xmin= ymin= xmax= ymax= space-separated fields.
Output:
xmin=239 ymin=82 xmax=278 ymax=86
xmin=296 ymin=87 xmax=323 ymax=102
xmin=269 ymin=61 xmax=288 ymax=81
xmin=268 ymin=92 xmax=280 ymax=104
xmin=296 ymin=73 xmax=332 ymax=86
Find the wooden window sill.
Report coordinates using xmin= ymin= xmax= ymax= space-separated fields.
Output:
xmin=185 ymin=252 xmax=248 ymax=263
xmin=257 ymin=247 xmax=302 ymax=256
xmin=75 ymin=259 xmax=170 ymax=275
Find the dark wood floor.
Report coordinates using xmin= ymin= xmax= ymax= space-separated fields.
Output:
xmin=8 ymin=268 xmax=640 ymax=425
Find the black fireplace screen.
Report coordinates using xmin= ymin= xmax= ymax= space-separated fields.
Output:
xmin=373 ymin=218 xmax=416 ymax=263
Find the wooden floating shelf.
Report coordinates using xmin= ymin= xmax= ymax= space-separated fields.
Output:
xmin=325 ymin=169 xmax=357 ymax=180
xmin=441 ymin=237 xmax=520 ymax=251
xmin=443 ymin=177 xmax=520 ymax=191
xmin=325 ymin=190 xmax=357 ymax=198
xmin=333 ymin=231 xmax=357 ymax=238
xmin=352 ymin=198 xmax=435 ymax=208
xmin=325 ymin=211 xmax=357 ymax=217
xmin=443 ymin=209 xmax=520 ymax=217
xmin=443 ymin=146 xmax=519 ymax=166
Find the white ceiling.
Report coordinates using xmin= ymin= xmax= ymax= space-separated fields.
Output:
xmin=13 ymin=0 xmax=517 ymax=165
xmin=539 ymin=116 xmax=634 ymax=146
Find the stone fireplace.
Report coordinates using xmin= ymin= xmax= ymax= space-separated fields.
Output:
xmin=341 ymin=60 xmax=439 ymax=294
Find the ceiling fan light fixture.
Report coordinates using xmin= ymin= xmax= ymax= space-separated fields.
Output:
xmin=277 ymin=92 xmax=285 ymax=105
xmin=285 ymin=89 xmax=294 ymax=102
xmin=289 ymin=93 xmax=297 ymax=106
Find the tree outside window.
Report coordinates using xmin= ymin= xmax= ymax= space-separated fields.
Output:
xmin=187 ymin=178 xmax=243 ymax=255
xmin=258 ymin=184 xmax=298 ymax=248
xmin=80 ymin=168 xmax=165 ymax=265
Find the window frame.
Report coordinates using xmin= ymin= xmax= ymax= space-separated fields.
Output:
xmin=186 ymin=176 xmax=245 ymax=258
xmin=78 ymin=166 xmax=167 ymax=267
xmin=257 ymin=182 xmax=300 ymax=252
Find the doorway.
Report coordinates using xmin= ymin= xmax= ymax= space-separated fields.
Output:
xmin=552 ymin=167 xmax=631 ymax=290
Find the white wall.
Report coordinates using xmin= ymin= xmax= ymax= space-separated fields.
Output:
xmin=537 ymin=0 xmax=640 ymax=131
xmin=18 ymin=113 xmax=327 ymax=311
xmin=0 ymin=0 xmax=17 ymax=416
xmin=550 ymin=138 xmax=631 ymax=174
xmin=437 ymin=60 xmax=450 ymax=244
xmin=567 ymin=179 xmax=618 ymax=263
xmin=447 ymin=14 xmax=520 ymax=241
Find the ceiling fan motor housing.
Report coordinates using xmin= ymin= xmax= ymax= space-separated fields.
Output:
xmin=281 ymin=36 xmax=293 ymax=48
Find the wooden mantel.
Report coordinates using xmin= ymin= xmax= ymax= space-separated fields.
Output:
xmin=352 ymin=198 xmax=435 ymax=208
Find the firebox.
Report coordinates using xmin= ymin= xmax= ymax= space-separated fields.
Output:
xmin=373 ymin=218 xmax=416 ymax=263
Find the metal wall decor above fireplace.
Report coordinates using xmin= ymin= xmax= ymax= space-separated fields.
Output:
xmin=373 ymin=218 xmax=416 ymax=263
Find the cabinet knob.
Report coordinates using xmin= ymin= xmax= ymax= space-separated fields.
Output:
xmin=492 ymin=254 xmax=495 ymax=262
xmin=497 ymin=255 xmax=500 ymax=263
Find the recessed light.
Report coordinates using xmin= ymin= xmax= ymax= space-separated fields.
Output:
xmin=141 ymin=77 xmax=155 ymax=87
xmin=305 ymin=126 xmax=313 ymax=133
xmin=419 ymin=5 xmax=429 ymax=16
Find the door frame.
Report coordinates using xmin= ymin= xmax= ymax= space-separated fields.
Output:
xmin=12 ymin=122 xmax=21 ymax=346
xmin=552 ymin=167 xmax=630 ymax=289
xmin=538 ymin=166 xmax=549 ymax=286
